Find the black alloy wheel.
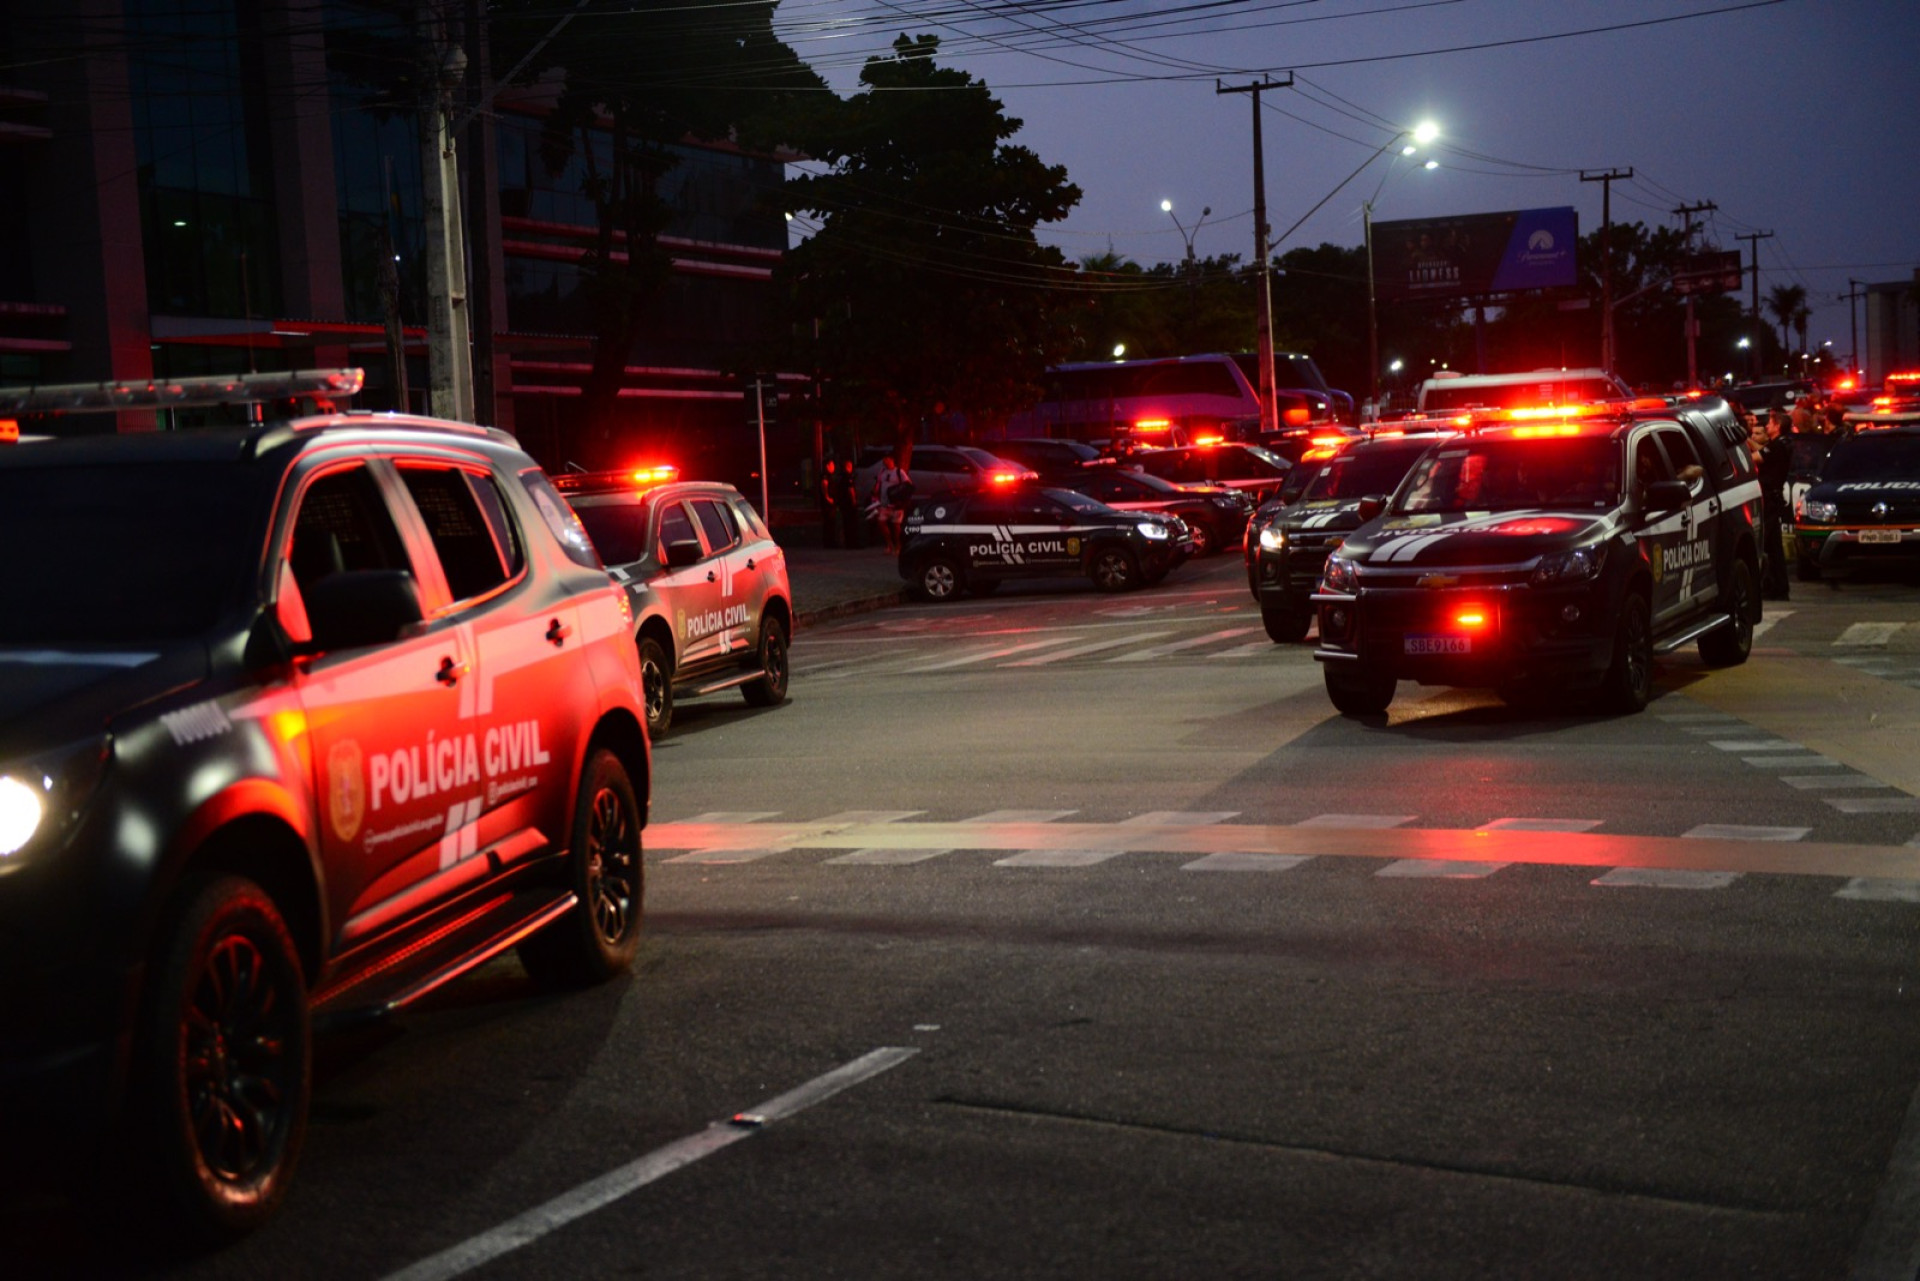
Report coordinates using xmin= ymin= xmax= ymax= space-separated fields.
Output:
xmin=1698 ymin=557 xmax=1757 ymax=667
xmin=742 ymin=616 xmax=789 ymax=707
xmin=1600 ymin=591 xmax=1653 ymax=713
xmin=132 ymin=874 xmax=310 ymax=1246
xmin=519 ymin=749 xmax=644 ymax=987
xmin=916 ymin=555 xmax=963 ymax=602
xmin=1186 ymin=520 xmax=1215 ymax=557
xmin=1089 ymin=546 xmax=1140 ymax=592
xmin=637 ymin=635 xmax=674 ymax=736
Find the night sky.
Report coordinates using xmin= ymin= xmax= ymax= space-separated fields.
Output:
xmin=777 ymin=0 xmax=1920 ymax=374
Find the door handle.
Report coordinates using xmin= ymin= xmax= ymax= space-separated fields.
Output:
xmin=746 ymin=558 xmax=756 ymax=570
xmin=706 ymin=570 xmax=717 ymax=582
xmin=546 ymin=618 xmax=572 ymax=646
xmin=436 ymin=656 xmax=469 ymax=686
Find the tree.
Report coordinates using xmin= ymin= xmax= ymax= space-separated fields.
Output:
xmin=1767 ymin=283 xmax=1809 ymax=356
xmin=778 ymin=36 xmax=1081 ymax=457
xmin=489 ymin=2 xmax=821 ymax=437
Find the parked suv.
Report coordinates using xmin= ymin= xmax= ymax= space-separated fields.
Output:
xmin=1312 ymin=398 xmax=1762 ymax=715
xmin=559 ymin=473 xmax=792 ymax=736
xmin=852 ymin=444 xmax=1035 ymax=504
xmin=0 ymin=372 xmax=651 ymax=1246
xmin=1130 ymin=441 xmax=1293 ymax=504
xmin=901 ymin=485 xmax=1191 ymax=598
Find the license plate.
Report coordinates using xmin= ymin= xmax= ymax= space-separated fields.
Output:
xmin=1859 ymin=529 xmax=1903 ymax=545
xmin=1405 ymin=634 xmax=1471 ymax=655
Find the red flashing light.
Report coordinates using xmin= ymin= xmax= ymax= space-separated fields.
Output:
xmin=1309 ymin=433 xmax=1349 ymax=447
xmin=1454 ymin=610 xmax=1488 ymax=628
xmin=1301 ymin=446 xmax=1340 ymax=462
xmin=1133 ymin=417 xmax=1173 ymax=434
xmin=629 ymin=464 xmax=679 ymax=487
xmin=0 ymin=418 xmax=17 ymax=444
xmin=1282 ymin=406 xmax=1311 ymax=427
xmin=1509 ymin=424 xmax=1584 ymax=438
xmin=1192 ymin=432 xmax=1225 ymax=446
xmin=988 ymin=470 xmax=1021 ymax=485
xmin=1887 ymin=371 xmax=1920 ymax=387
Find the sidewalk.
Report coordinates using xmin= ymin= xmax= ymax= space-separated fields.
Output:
xmin=774 ymin=524 xmax=907 ymax=627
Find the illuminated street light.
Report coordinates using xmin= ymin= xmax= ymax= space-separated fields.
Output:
xmin=1112 ymin=343 xmax=1127 ymax=360
xmin=1364 ymin=121 xmax=1441 ymax=413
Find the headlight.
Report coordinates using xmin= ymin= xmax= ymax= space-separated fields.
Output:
xmin=1322 ymin=554 xmax=1359 ymax=593
xmin=1258 ymin=523 xmax=1287 ymax=552
xmin=1530 ymin=544 xmax=1606 ymax=586
xmin=0 ymin=736 xmax=109 ymax=867
xmin=1213 ymin=495 xmax=1242 ymax=509
xmin=1799 ymin=499 xmax=1838 ymax=523
xmin=1138 ymin=522 xmax=1170 ymax=540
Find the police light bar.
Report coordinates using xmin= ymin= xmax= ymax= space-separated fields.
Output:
xmin=0 ymin=418 xmax=17 ymax=444
xmin=629 ymin=465 xmax=679 ymax=487
xmin=1132 ymin=418 xmax=1173 ymax=433
xmin=0 ymin=368 xmax=364 ymax=416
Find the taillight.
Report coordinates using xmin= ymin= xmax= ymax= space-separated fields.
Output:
xmin=1283 ymin=406 xmax=1311 ymax=426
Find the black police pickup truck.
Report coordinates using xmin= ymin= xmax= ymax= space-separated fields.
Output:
xmin=901 ymin=485 xmax=1190 ymax=599
xmin=1246 ymin=428 xmax=1458 ymax=642
xmin=1312 ymin=399 xmax=1763 ymax=715
xmin=1792 ymin=420 xmax=1920 ymax=580
xmin=0 ymin=372 xmax=651 ymax=1247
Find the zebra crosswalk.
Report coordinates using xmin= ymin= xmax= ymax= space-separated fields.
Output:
xmin=646 ymin=807 xmax=1920 ymax=901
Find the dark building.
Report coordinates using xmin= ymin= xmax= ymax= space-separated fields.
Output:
xmin=0 ymin=0 xmax=797 ymax=492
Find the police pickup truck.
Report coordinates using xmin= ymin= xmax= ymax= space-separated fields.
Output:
xmin=1312 ymin=398 xmax=1763 ymax=715
xmin=1792 ymin=419 xmax=1920 ymax=581
xmin=900 ymin=485 xmax=1191 ymax=599
xmin=0 ymin=371 xmax=651 ymax=1248
xmin=558 ymin=472 xmax=791 ymax=736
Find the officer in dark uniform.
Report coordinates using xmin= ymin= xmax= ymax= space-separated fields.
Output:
xmin=832 ymin=454 xmax=864 ymax=548
xmin=819 ymin=458 xmax=843 ymax=548
xmin=1758 ymin=410 xmax=1794 ymax=599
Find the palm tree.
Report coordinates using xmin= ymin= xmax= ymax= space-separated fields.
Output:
xmin=1767 ymin=283 xmax=1808 ymax=355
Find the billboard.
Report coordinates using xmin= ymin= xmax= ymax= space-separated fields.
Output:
xmin=1372 ymin=207 xmax=1579 ymax=302
xmin=1672 ymin=250 xmax=1744 ymax=296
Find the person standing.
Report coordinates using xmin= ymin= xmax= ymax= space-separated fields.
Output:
xmin=1758 ymin=411 xmax=1794 ymax=600
xmin=818 ymin=458 xmax=843 ymax=548
xmin=870 ymin=451 xmax=911 ymax=556
xmin=832 ymin=454 xmax=864 ymax=548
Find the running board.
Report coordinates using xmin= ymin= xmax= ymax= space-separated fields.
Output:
xmin=688 ymin=669 xmax=760 ymax=696
xmin=1652 ymin=613 xmax=1729 ymax=655
xmin=312 ymin=887 xmax=577 ymax=1030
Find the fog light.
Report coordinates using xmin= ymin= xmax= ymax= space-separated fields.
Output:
xmin=1560 ymin=604 xmax=1582 ymax=623
xmin=1329 ymin=607 xmax=1350 ymax=631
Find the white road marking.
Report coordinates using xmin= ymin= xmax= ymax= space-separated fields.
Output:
xmin=1107 ymin=627 xmax=1260 ymax=661
xmin=1378 ymin=860 xmax=1508 ymax=879
xmin=907 ymin=637 xmax=1074 ymax=671
xmin=1001 ymin=631 xmax=1173 ymax=666
xmin=1657 ymin=712 xmax=1743 ymax=724
xmin=965 ymin=809 xmax=1078 ymax=823
xmin=1122 ymin=811 xmax=1239 ymax=826
xmin=1477 ymin=818 xmax=1604 ymax=833
xmin=995 ymin=849 xmax=1127 ymax=867
xmin=828 ymin=848 xmax=952 ymax=865
xmin=1828 ymin=798 xmax=1920 ymax=814
xmin=1836 ymin=622 xmax=1904 ymax=647
xmin=1836 ymin=878 xmax=1920 ymax=903
xmin=678 ymin=811 xmax=782 ymax=825
xmin=1593 ymin=868 xmax=1741 ymax=889
xmin=1780 ymin=774 xmax=1894 ymax=790
xmin=1683 ymin=824 xmax=1809 ymax=841
xmin=665 ymin=848 xmax=788 ymax=864
xmin=1743 ymin=754 xmax=1843 ymax=768
xmin=1295 ymin=814 xmax=1416 ymax=829
xmin=1709 ymin=740 xmax=1803 ymax=752
xmin=382 ymin=1048 xmax=919 ymax=1281
xmin=1182 ymin=852 xmax=1313 ymax=873
xmin=1207 ymin=642 xmax=1274 ymax=659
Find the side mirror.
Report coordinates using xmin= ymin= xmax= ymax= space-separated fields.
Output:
xmin=1356 ymin=495 xmax=1387 ymax=523
xmin=303 ymin=570 xmax=424 ymax=652
xmin=660 ymin=538 xmax=704 ymax=569
xmin=1643 ymin=480 xmax=1691 ymax=512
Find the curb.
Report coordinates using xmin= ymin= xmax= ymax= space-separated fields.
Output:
xmin=794 ymin=589 xmax=909 ymax=631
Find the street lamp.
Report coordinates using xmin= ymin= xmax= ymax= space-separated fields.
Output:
xmin=1365 ymin=121 xmax=1440 ymax=414
xmin=1161 ymin=200 xmax=1210 ymax=337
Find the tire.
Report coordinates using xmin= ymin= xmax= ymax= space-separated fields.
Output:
xmin=1325 ymin=667 xmax=1395 ymax=716
xmin=1089 ymin=546 xmax=1140 ymax=592
xmin=1186 ymin=521 xmax=1215 ymax=557
xmin=638 ymin=635 xmax=673 ymax=737
xmin=741 ymin=616 xmax=789 ymax=707
xmin=1698 ymin=557 xmax=1757 ymax=667
xmin=128 ymin=874 xmax=310 ymax=1248
xmin=1261 ymin=598 xmax=1309 ymax=644
xmin=518 ymin=749 xmax=644 ymax=988
xmin=914 ymin=555 xmax=963 ymax=602
xmin=1598 ymin=591 xmax=1653 ymax=713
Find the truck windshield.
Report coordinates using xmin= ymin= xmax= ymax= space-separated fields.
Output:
xmin=1397 ymin=437 xmax=1620 ymax=514
xmin=0 ymin=463 xmax=262 ymax=644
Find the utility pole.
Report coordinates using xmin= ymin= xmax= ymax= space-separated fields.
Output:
xmin=1673 ymin=201 xmax=1716 ymax=390
xmin=1581 ymin=169 xmax=1631 ymax=375
xmin=1735 ymin=230 xmax=1773 ymax=381
xmin=420 ymin=0 xmax=473 ymax=423
xmin=1217 ymin=74 xmax=1292 ymax=435
xmin=1841 ymin=278 xmax=1867 ymax=381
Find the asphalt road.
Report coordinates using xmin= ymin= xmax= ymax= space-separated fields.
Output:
xmin=13 ymin=554 xmax=1920 ymax=1280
